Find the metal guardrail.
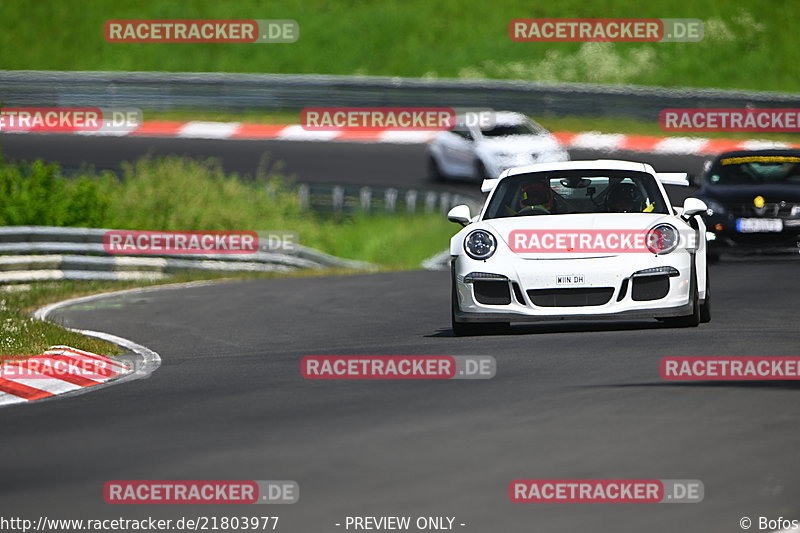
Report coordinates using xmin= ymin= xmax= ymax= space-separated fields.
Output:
xmin=1 ymin=70 xmax=799 ymax=121
xmin=297 ymin=183 xmax=481 ymax=215
xmin=0 ymin=226 xmax=374 ymax=283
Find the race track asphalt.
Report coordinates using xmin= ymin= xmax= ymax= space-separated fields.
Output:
xmin=1 ymin=263 xmax=799 ymax=532
xmin=0 ymin=134 xmax=797 ymax=533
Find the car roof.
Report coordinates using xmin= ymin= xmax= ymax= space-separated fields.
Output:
xmin=712 ymin=148 xmax=800 ymax=161
xmin=491 ymin=111 xmax=530 ymax=125
xmin=502 ymin=159 xmax=654 ymax=178
xmin=454 ymin=110 xmax=530 ymax=128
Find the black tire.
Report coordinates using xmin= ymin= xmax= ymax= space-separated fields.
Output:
xmin=663 ymin=276 xmax=701 ymax=328
xmin=428 ymin=154 xmax=445 ymax=182
xmin=699 ymin=267 xmax=711 ymax=323
xmin=451 ymin=271 xmax=509 ymax=336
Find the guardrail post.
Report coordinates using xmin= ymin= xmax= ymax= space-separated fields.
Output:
xmin=439 ymin=192 xmax=451 ymax=213
xmin=425 ymin=192 xmax=438 ymax=214
xmin=298 ymin=184 xmax=310 ymax=211
xmin=332 ymin=186 xmax=345 ymax=212
xmin=405 ymin=190 xmax=418 ymax=213
xmin=359 ymin=187 xmax=372 ymax=212
xmin=384 ymin=188 xmax=398 ymax=213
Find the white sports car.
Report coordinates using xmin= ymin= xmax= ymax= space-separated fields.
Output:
xmin=427 ymin=111 xmax=569 ymax=181
xmin=447 ymin=159 xmax=711 ymax=335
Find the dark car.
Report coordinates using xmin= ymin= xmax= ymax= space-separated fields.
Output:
xmin=695 ymin=149 xmax=800 ymax=259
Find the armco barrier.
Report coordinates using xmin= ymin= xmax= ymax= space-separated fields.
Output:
xmin=1 ymin=70 xmax=799 ymax=121
xmin=297 ymin=183 xmax=480 ymax=215
xmin=0 ymin=226 xmax=374 ymax=283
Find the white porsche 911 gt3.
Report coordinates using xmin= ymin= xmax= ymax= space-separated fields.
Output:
xmin=447 ymin=159 xmax=711 ymax=335
xmin=427 ymin=111 xmax=569 ymax=181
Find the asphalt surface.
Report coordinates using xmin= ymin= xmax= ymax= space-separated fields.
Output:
xmin=1 ymin=264 xmax=799 ymax=532
xmin=1 ymin=134 xmax=797 ymax=532
xmin=0 ymin=133 xmax=707 ymax=199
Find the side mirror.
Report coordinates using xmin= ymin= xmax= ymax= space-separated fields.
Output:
xmin=682 ymin=197 xmax=708 ymax=218
xmin=447 ymin=205 xmax=472 ymax=226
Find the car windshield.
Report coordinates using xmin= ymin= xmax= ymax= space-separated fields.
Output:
xmin=708 ymin=155 xmax=800 ymax=185
xmin=483 ymin=170 xmax=669 ymax=219
xmin=480 ymin=122 xmax=542 ymax=137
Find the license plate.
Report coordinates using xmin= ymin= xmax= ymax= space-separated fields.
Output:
xmin=556 ymin=275 xmax=585 ymax=285
xmin=735 ymin=218 xmax=783 ymax=233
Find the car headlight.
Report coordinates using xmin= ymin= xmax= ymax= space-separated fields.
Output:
xmin=646 ymin=224 xmax=680 ymax=255
xmin=704 ymin=199 xmax=726 ymax=216
xmin=464 ymin=230 xmax=497 ymax=260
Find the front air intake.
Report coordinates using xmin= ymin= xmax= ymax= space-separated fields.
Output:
xmin=631 ymin=276 xmax=670 ymax=301
xmin=473 ymin=281 xmax=512 ymax=305
xmin=527 ymin=288 xmax=614 ymax=307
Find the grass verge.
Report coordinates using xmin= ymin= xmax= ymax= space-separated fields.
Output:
xmin=0 ymin=155 xmax=457 ymax=269
xmin=0 ymin=154 xmax=458 ymax=357
xmin=0 ymin=0 xmax=797 ymax=92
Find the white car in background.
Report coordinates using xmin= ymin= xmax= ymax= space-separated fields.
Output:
xmin=427 ymin=111 xmax=569 ymax=182
xmin=447 ymin=160 xmax=710 ymax=335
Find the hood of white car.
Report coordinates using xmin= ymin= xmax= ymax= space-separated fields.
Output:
xmin=482 ymin=213 xmax=677 ymax=259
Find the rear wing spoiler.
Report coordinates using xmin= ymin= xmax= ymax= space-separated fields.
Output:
xmin=484 ymin=173 xmax=690 ymax=193
xmin=656 ymin=172 xmax=690 ymax=187
xmin=481 ymin=178 xmax=499 ymax=193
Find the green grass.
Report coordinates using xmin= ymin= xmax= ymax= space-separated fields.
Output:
xmin=0 ymin=283 xmax=127 ymax=358
xmin=149 ymin=110 xmax=301 ymax=124
xmin=0 ymin=151 xmax=459 ymax=358
xmin=537 ymin=114 xmax=800 ymax=143
xmin=0 ymin=0 xmax=798 ymax=92
xmin=0 ymin=154 xmax=457 ymax=269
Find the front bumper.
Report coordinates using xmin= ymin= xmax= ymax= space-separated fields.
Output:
xmin=706 ymin=216 xmax=800 ymax=255
xmin=453 ymin=252 xmax=694 ymax=323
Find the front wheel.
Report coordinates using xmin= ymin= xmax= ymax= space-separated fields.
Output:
xmin=699 ymin=268 xmax=711 ymax=323
xmin=662 ymin=279 xmax=700 ymax=328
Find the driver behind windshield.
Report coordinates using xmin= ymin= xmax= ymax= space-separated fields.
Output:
xmin=519 ymin=181 xmax=555 ymax=213
xmin=605 ymin=183 xmax=645 ymax=213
